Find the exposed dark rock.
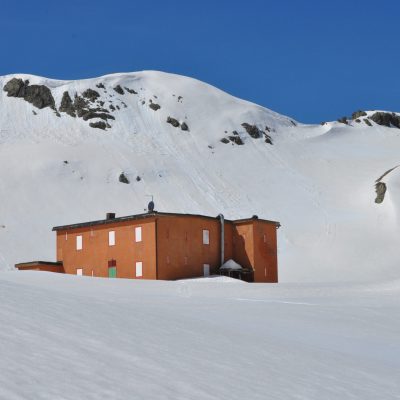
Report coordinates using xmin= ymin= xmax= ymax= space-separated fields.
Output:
xmin=178 ymin=96 xmax=183 ymax=102
xmin=364 ymin=118 xmax=372 ymax=126
xmin=73 ymin=95 xmax=89 ymax=117
xmin=113 ymin=85 xmax=124 ymax=95
xmin=32 ymin=110 xmax=37 ymax=116
xmin=119 ymin=173 xmax=130 ymax=184
xmin=116 ymin=105 xmax=120 ymax=110
xmin=167 ymin=116 xmax=180 ymax=127
xmin=89 ymin=121 xmax=107 ymax=130
xmin=121 ymin=102 xmax=127 ymax=108
xmin=136 ymin=176 xmax=141 ymax=182
xmin=232 ymin=130 xmax=239 ymax=136
xmin=124 ymin=87 xmax=137 ymax=94
xmin=96 ymin=83 xmax=105 ymax=89
xmin=59 ymin=91 xmax=76 ymax=117
xmin=265 ymin=126 xmax=271 ymax=132
xmin=63 ymin=160 xmax=68 ymax=164
xmin=337 ymin=116 xmax=348 ymax=124
xmin=24 ymin=84 xmax=55 ymax=109
xmin=4 ymin=78 xmax=56 ymax=109
xmin=370 ymin=112 xmax=400 ymax=128
xmin=149 ymin=102 xmax=161 ymax=111
xmin=99 ymin=101 xmax=105 ymax=106
xmin=355 ymin=119 xmax=361 ymax=123
xmin=109 ymin=104 xmax=116 ymax=111
xmin=181 ymin=122 xmax=189 ymax=131
xmin=82 ymin=89 xmax=100 ymax=102
xmin=81 ymin=111 xmax=115 ymax=121
xmin=375 ymin=182 xmax=387 ymax=204
xmin=228 ymin=135 xmax=244 ymax=145
xmin=241 ymin=123 xmax=262 ymax=138
xmin=352 ymin=110 xmax=367 ymax=120
xmin=3 ymin=78 xmax=26 ymax=97
xmin=220 ymin=138 xmax=230 ymax=144
xmin=290 ymin=120 xmax=297 ymax=126
xmin=264 ymin=133 xmax=273 ymax=144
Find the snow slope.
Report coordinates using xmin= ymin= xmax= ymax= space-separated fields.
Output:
xmin=0 ymin=271 xmax=399 ymax=399
xmin=1 ymin=71 xmax=400 ymax=281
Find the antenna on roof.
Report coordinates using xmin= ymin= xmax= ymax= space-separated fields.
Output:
xmin=146 ymin=195 xmax=155 ymax=213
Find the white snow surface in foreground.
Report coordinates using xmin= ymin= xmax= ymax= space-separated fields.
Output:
xmin=0 ymin=271 xmax=399 ymax=399
xmin=1 ymin=70 xmax=400 ymax=282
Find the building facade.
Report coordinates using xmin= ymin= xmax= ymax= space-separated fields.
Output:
xmin=16 ymin=212 xmax=280 ymax=283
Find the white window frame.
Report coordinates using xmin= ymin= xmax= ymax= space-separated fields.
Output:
xmin=202 ymin=229 xmax=210 ymax=245
xmin=135 ymin=226 xmax=142 ymax=242
xmin=109 ymin=230 xmax=115 ymax=246
xmin=76 ymin=235 xmax=83 ymax=250
xmin=76 ymin=268 xmax=83 ymax=276
xmin=136 ymin=261 xmax=143 ymax=277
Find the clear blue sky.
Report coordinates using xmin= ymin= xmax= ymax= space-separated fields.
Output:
xmin=1 ymin=0 xmax=399 ymax=123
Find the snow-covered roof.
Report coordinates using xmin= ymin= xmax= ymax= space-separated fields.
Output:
xmin=220 ymin=259 xmax=243 ymax=270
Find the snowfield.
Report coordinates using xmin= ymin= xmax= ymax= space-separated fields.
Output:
xmin=0 ymin=271 xmax=399 ymax=399
xmin=1 ymin=70 xmax=400 ymax=282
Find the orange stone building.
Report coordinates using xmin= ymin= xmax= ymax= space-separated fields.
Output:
xmin=16 ymin=211 xmax=280 ymax=283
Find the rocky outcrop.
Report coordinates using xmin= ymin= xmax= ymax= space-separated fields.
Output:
xmin=59 ymin=91 xmax=76 ymax=117
xmin=370 ymin=112 xmax=400 ymax=128
xmin=89 ymin=121 xmax=108 ymax=130
xmin=181 ymin=122 xmax=189 ymax=131
xmin=3 ymin=78 xmax=26 ymax=97
xmin=119 ymin=173 xmax=130 ymax=184
xmin=264 ymin=133 xmax=272 ymax=144
xmin=113 ymin=85 xmax=124 ymax=95
xmin=375 ymin=182 xmax=387 ymax=204
xmin=241 ymin=123 xmax=262 ymax=138
xmin=124 ymin=87 xmax=137 ymax=94
xmin=351 ymin=110 xmax=367 ymax=120
xmin=228 ymin=135 xmax=244 ymax=145
xmin=82 ymin=89 xmax=100 ymax=102
xmin=81 ymin=111 xmax=115 ymax=121
xmin=3 ymin=78 xmax=55 ymax=109
xmin=167 ymin=117 xmax=180 ymax=127
xmin=149 ymin=103 xmax=161 ymax=111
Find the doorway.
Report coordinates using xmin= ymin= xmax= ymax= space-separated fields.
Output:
xmin=108 ymin=266 xmax=117 ymax=278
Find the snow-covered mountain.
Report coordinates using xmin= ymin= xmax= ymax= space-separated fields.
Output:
xmin=1 ymin=70 xmax=400 ymax=282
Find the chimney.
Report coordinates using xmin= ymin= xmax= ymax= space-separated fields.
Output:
xmin=106 ymin=213 xmax=116 ymax=220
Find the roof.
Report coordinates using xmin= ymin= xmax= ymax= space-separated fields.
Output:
xmin=15 ymin=261 xmax=63 ymax=268
xmin=52 ymin=211 xmax=280 ymax=231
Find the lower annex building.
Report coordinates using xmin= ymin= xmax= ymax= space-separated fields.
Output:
xmin=16 ymin=211 xmax=280 ymax=283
